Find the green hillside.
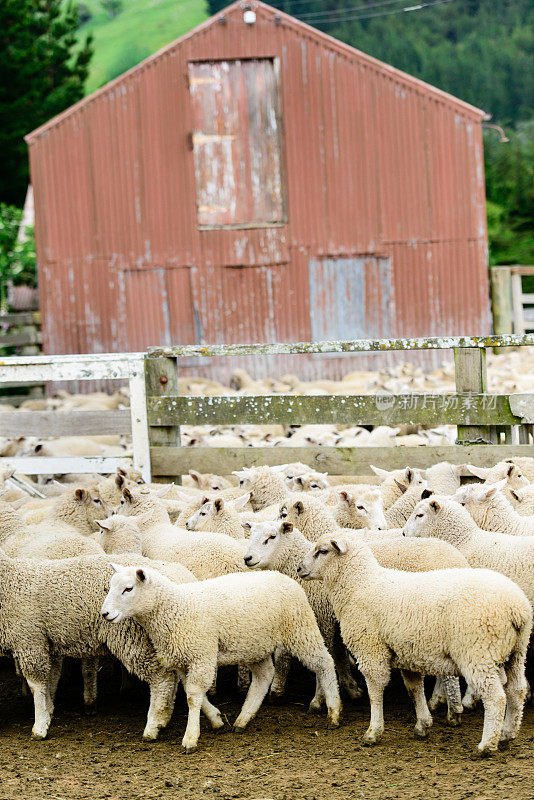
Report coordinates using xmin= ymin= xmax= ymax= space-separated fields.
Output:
xmin=78 ymin=0 xmax=209 ymax=94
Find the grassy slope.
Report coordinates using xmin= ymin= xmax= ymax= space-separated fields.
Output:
xmin=78 ymin=0 xmax=209 ymax=94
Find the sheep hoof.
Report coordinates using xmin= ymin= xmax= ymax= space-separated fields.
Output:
xmin=268 ymin=692 xmax=285 ymax=706
xmin=362 ymin=732 xmax=381 ymax=746
xmin=182 ymin=745 xmax=197 ymax=755
xmin=142 ymin=731 xmax=159 ymax=742
xmin=447 ymin=711 xmax=462 ymax=727
xmin=84 ymin=703 xmax=97 ymax=717
xmin=343 ymin=684 xmax=363 ymax=701
xmin=308 ymin=699 xmax=323 ymax=714
xmin=232 ymin=724 xmax=247 ymax=734
xmin=472 ymin=746 xmax=495 ymax=760
xmin=498 ymin=739 xmax=511 ymax=750
xmin=414 ymin=725 xmax=429 ymax=739
xmin=31 ymin=730 xmax=48 ymax=741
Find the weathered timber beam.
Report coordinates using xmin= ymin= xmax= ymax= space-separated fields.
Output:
xmin=147 ymin=394 xmax=531 ymax=427
xmin=147 ymin=335 xmax=534 ymax=358
xmin=0 ymin=410 xmax=132 ymax=438
xmin=150 ymin=444 xmax=534 ymax=476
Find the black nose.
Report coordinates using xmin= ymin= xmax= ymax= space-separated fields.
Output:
xmin=244 ymin=555 xmax=253 ymax=564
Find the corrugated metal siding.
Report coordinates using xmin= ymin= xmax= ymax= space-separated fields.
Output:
xmin=27 ymin=0 xmax=490 ymax=381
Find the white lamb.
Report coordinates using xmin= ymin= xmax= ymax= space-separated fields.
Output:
xmin=185 ymin=494 xmax=251 ymax=539
xmin=297 ymin=533 xmax=531 ymax=755
xmin=453 ymin=479 xmax=534 ymax=536
xmin=101 ymin=566 xmax=342 ymax=752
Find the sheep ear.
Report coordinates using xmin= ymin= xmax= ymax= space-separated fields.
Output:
xmin=214 ymin=498 xmax=223 ymax=512
xmin=464 ymin=465 xmax=489 ymax=479
xmin=429 ymin=500 xmax=441 ymax=514
xmin=97 ymin=519 xmax=113 ymax=532
xmin=11 ymin=498 xmax=26 ymax=509
xmin=175 ymin=490 xmax=192 ymax=502
xmin=136 ymin=568 xmax=148 ymax=584
xmin=507 ymin=464 xmax=516 ymax=478
xmin=122 ymin=488 xmax=133 ymax=502
xmin=281 ymin=522 xmax=294 ymax=533
xmin=338 ymin=490 xmax=350 ymax=503
xmin=242 ymin=521 xmax=252 ymax=532
xmin=421 ymin=488 xmax=434 ymax=500
xmin=294 ymin=501 xmax=304 ymax=515
xmin=115 ymin=474 xmax=125 ymax=488
xmin=394 ymin=480 xmax=408 ymax=494
xmin=511 ymin=490 xmax=523 ymax=502
xmin=405 ymin=468 xmax=414 ymax=483
xmin=201 ymin=496 xmax=210 ymax=505
xmin=330 ymin=538 xmax=348 ymax=555
xmin=109 ymin=562 xmax=122 ymax=573
xmin=232 ymin=493 xmax=250 ymax=512
xmin=75 ymin=488 xmax=88 ymax=502
xmin=189 ymin=470 xmax=203 ymax=485
xmin=154 ymin=484 xmax=173 ymax=498
xmin=370 ymin=465 xmax=390 ymax=480
xmin=53 ymin=480 xmax=68 ymax=492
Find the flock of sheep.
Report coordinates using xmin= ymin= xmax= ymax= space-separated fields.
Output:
xmin=1 ymin=451 xmax=534 ymax=758
xmin=1 ymin=352 xmax=534 ymax=761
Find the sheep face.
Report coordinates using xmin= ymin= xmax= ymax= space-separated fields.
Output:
xmin=185 ymin=498 xmax=214 ymax=530
xmin=243 ymin=521 xmax=292 ymax=569
xmin=96 ymin=514 xmax=143 ymax=554
xmin=403 ymin=496 xmax=469 ymax=543
xmin=297 ymin=535 xmax=348 ymax=580
xmin=101 ymin=565 xmax=152 ymax=623
xmin=336 ymin=490 xmax=387 ymax=530
xmin=74 ymin=488 xmax=113 ymax=523
xmin=286 ymin=473 xmax=330 ymax=492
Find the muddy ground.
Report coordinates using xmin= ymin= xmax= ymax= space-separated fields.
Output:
xmin=0 ymin=659 xmax=532 ymax=800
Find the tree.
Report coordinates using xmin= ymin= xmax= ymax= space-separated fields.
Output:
xmin=0 ymin=1 xmax=93 ymax=206
xmin=101 ymin=0 xmax=123 ymax=20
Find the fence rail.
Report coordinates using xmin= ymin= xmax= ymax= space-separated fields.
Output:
xmin=0 ymin=311 xmax=43 ymax=404
xmin=0 ymin=336 xmax=533 ymax=482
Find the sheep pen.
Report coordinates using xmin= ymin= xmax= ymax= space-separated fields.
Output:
xmin=1 ymin=341 xmax=534 ymax=799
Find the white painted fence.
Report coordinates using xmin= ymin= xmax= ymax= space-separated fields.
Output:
xmin=0 ymin=353 xmax=151 ymax=482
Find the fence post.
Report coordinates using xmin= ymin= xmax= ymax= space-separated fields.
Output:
xmin=454 ymin=347 xmax=498 ymax=445
xmin=145 ymin=356 xmax=181 ymax=484
xmin=129 ymin=357 xmax=152 ymax=483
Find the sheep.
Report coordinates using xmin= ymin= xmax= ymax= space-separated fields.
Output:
xmin=297 ymin=533 xmax=532 ymax=755
xmin=454 ymin=479 xmax=534 ymax=536
xmin=384 ymin=471 xmax=427 ymax=528
xmin=0 ymin=548 xmax=193 ymax=741
xmin=232 ymin=466 xmax=290 ymax=510
xmin=117 ymin=487 xmax=247 ymax=580
xmin=243 ymin=520 xmax=362 ymax=702
xmin=0 ymin=500 xmax=104 ymax=561
xmin=185 ymin=494 xmax=251 ymax=539
xmin=101 ymin=565 xmax=342 ymax=752
xmin=505 ymin=457 xmax=534 ymax=483
xmin=403 ymin=495 xmax=534 ymax=609
xmin=510 ymin=484 xmax=534 ymax=515
xmin=464 ymin=461 xmax=529 ymax=499
xmin=286 ymin=472 xmax=331 ymax=492
xmin=333 ymin=489 xmax=387 ymax=531
xmin=423 ymin=461 xmax=465 ymax=495
xmin=34 ymin=485 xmax=113 ymax=537
xmin=278 ymin=496 xmax=339 ymax=541
xmin=186 ymin=470 xmax=233 ymax=491
xmin=370 ymin=466 xmax=418 ymax=509
xmin=96 ymin=516 xmax=198 ymax=584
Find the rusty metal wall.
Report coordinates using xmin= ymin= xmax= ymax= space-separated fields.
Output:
xmin=26 ymin=0 xmax=490 ymax=381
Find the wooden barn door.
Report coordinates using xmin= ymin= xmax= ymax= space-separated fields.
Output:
xmin=188 ymin=59 xmax=286 ymax=229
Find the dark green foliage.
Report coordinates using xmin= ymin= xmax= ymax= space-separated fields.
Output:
xmin=101 ymin=0 xmax=123 ymax=19
xmin=0 ymin=204 xmax=37 ymax=309
xmin=485 ymin=121 xmax=534 ymax=265
xmin=0 ymin=1 xmax=93 ymax=205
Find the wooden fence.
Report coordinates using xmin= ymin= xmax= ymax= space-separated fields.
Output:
xmin=491 ymin=266 xmax=534 ymax=337
xmin=0 ymin=335 xmax=533 ymax=482
xmin=0 ymin=353 xmax=151 ymax=481
xmin=145 ymin=334 xmax=534 ymax=481
xmin=0 ymin=311 xmax=43 ymax=404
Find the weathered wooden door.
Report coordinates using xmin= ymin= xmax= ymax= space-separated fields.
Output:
xmin=188 ymin=59 xmax=286 ymax=229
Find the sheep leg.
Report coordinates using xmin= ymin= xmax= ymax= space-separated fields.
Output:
xmin=462 ymin=682 xmax=480 ymax=710
xmin=237 ymin=664 xmax=250 ymax=694
xmin=269 ymin=649 xmax=292 ymax=702
xmin=143 ymin=673 xmax=179 ymax=741
xmin=443 ymin=676 xmax=463 ymax=725
xmin=297 ymin=647 xmax=341 ymax=727
xmin=234 ymin=657 xmax=275 ymax=731
xmin=26 ymin=677 xmax=53 ymax=740
xmin=176 ymin=669 xmax=223 ymax=730
xmin=333 ymin=639 xmax=362 ymax=701
xmin=360 ymin=665 xmax=390 ymax=744
xmin=181 ymin=662 xmax=217 ymax=753
xmin=428 ymin=676 xmax=447 ymax=711
xmin=500 ymin=651 xmax=528 ymax=745
xmin=81 ymin=657 xmax=99 ymax=715
xmin=401 ymin=669 xmax=432 ymax=738
xmin=48 ymin=656 xmax=63 ymax=704
xmin=470 ymin=670 xmax=507 ymax=756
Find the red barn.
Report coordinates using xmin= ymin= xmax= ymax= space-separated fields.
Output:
xmin=26 ymin=1 xmax=490 ymax=378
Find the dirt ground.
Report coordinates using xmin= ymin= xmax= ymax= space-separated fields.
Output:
xmin=0 ymin=659 xmax=533 ymax=800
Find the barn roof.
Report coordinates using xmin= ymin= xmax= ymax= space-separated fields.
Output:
xmin=26 ymin=0 xmax=485 ymax=145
